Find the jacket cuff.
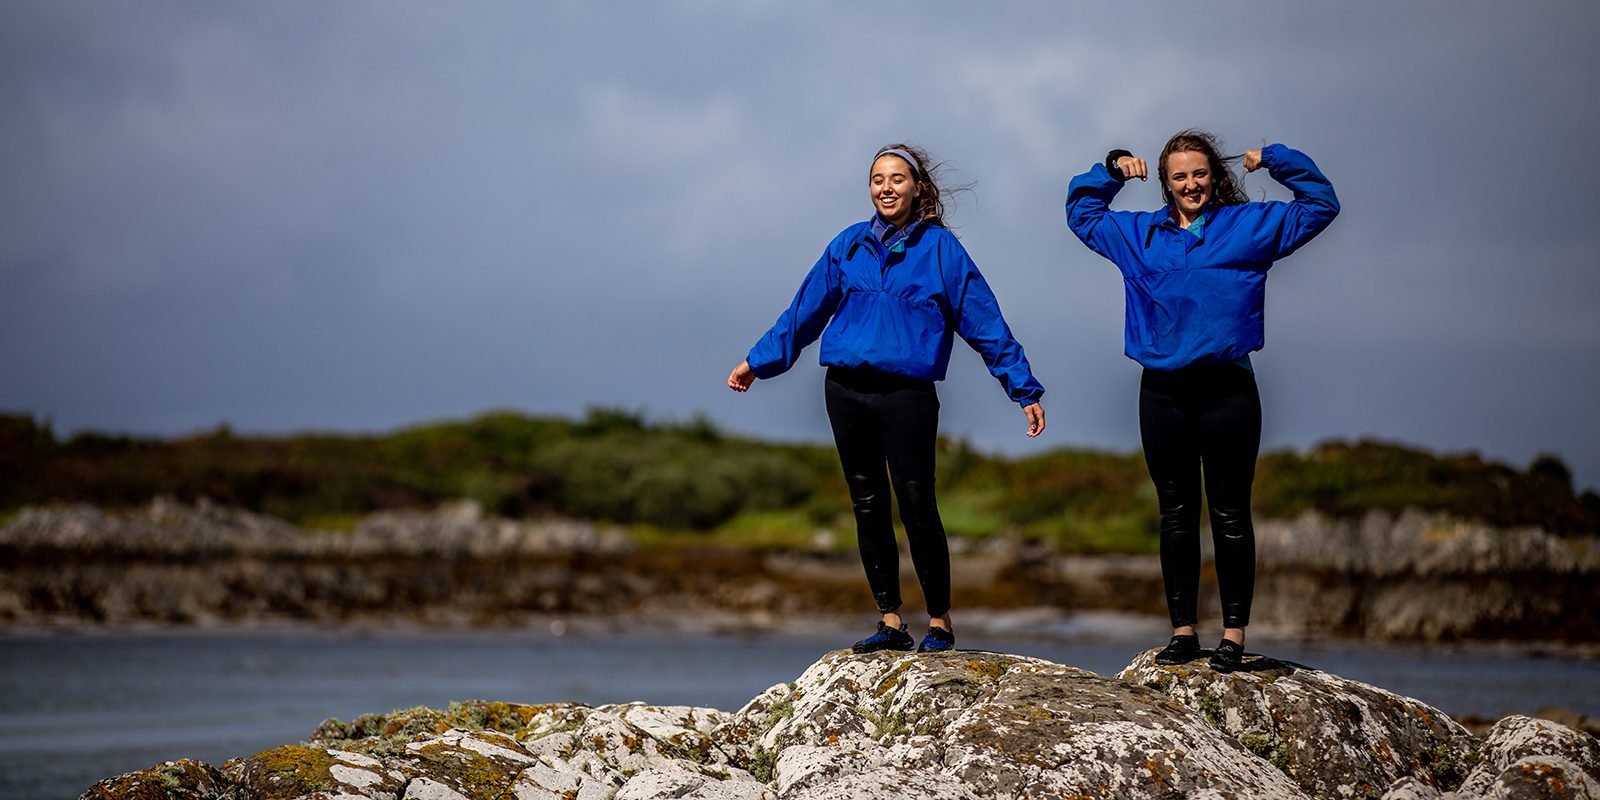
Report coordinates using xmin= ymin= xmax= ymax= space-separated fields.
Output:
xmin=1105 ymin=149 xmax=1134 ymax=182
xmin=1260 ymin=143 xmax=1286 ymax=171
xmin=746 ymin=349 xmax=785 ymax=380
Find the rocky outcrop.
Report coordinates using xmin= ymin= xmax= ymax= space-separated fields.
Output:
xmin=1119 ymin=648 xmax=1473 ymax=797
xmin=5 ymin=502 xmax=1598 ymax=642
xmin=719 ymin=649 xmax=1307 ymax=798
xmin=81 ymin=649 xmax=1600 ymax=800
xmin=88 ymin=701 xmax=772 ymax=800
xmin=1453 ymin=715 xmax=1600 ymax=798
xmin=0 ymin=500 xmax=640 ymax=625
xmin=1250 ymin=509 xmax=1600 ymax=642
xmin=0 ymin=498 xmax=627 ymax=560
xmin=78 ymin=759 xmax=225 ymax=800
xmin=0 ymin=500 xmax=1066 ymax=627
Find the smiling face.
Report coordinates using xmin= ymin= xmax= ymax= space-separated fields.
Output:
xmin=870 ymin=154 xmax=921 ymax=226
xmin=1162 ymin=149 xmax=1213 ymax=221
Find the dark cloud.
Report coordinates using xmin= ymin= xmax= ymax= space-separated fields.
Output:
xmin=2 ymin=1 xmax=1597 ymax=488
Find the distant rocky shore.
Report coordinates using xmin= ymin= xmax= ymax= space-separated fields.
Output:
xmin=2 ymin=500 xmax=1596 ymax=644
xmin=82 ymin=646 xmax=1600 ymax=799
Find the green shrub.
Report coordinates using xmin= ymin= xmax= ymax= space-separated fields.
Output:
xmin=1 ymin=410 xmax=1593 ymax=544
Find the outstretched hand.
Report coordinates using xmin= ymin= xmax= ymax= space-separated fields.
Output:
xmin=727 ymin=360 xmax=755 ymax=392
xmin=1116 ymin=156 xmax=1148 ymax=181
xmin=1243 ymin=150 xmax=1263 ymax=173
xmin=1023 ymin=402 xmax=1046 ymax=438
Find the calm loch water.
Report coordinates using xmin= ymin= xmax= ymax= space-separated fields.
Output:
xmin=2 ymin=622 xmax=1596 ymax=800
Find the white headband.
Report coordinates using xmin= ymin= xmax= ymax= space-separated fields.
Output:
xmin=874 ymin=147 xmax=921 ymax=178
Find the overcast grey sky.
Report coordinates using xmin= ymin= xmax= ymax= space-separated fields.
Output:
xmin=3 ymin=2 xmax=1598 ymax=490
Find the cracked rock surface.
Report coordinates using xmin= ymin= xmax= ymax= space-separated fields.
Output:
xmin=1119 ymin=647 xmax=1474 ymax=798
xmin=81 ymin=650 xmax=1598 ymax=800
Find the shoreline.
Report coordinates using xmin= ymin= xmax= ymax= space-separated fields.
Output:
xmin=9 ymin=619 xmax=1598 ymax=731
xmin=6 ymin=607 xmax=1599 ymax=663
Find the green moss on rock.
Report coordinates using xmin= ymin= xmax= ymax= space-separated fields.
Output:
xmin=1239 ymin=731 xmax=1274 ymax=759
xmin=81 ymin=759 xmax=225 ymax=800
xmin=763 ymin=693 xmax=795 ymax=728
xmin=313 ymin=700 xmax=571 ymax=745
xmin=665 ymin=731 xmax=718 ymax=765
xmin=736 ymin=745 xmax=778 ymax=784
xmin=963 ymin=660 xmax=1007 ymax=680
xmin=224 ymin=745 xmax=338 ymax=800
xmin=407 ymin=741 xmax=523 ymax=800
xmin=871 ymin=660 xmax=916 ymax=698
xmin=1428 ymin=742 xmax=1480 ymax=791
xmin=1199 ymin=691 xmax=1224 ymax=727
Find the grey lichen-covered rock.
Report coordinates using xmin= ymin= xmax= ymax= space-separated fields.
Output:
xmin=1456 ymin=715 xmax=1600 ymax=798
xmin=1381 ymin=776 xmax=1445 ymax=799
xmin=82 ymin=699 xmax=771 ymax=800
xmin=324 ymin=701 xmax=770 ymax=800
xmin=219 ymin=741 xmax=415 ymax=800
xmin=1472 ymin=755 xmax=1600 ymax=798
xmin=1120 ymin=646 xmax=1475 ymax=798
xmin=612 ymin=766 xmax=776 ymax=800
xmin=720 ymin=649 xmax=1309 ymax=799
xmin=78 ymin=759 xmax=225 ymax=800
xmin=79 ymin=653 xmax=1598 ymax=800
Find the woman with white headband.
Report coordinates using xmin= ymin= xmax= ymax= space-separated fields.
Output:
xmin=728 ymin=143 xmax=1046 ymax=653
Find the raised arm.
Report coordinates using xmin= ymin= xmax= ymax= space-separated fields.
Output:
xmin=740 ymin=244 xmax=843 ymax=384
xmin=1241 ymin=143 xmax=1341 ymax=260
xmin=1065 ymin=150 xmax=1143 ymax=266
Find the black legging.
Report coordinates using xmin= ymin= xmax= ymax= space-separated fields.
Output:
xmin=1140 ymin=362 xmax=1261 ymax=630
xmin=824 ymin=366 xmax=950 ymax=617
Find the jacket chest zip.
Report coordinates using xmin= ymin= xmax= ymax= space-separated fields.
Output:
xmin=845 ymin=235 xmax=901 ymax=289
xmin=1169 ymin=228 xmax=1187 ymax=270
xmin=1146 ymin=221 xmax=1203 ymax=271
xmin=880 ymin=242 xmax=904 ymax=281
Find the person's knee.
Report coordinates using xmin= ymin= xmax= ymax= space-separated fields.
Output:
xmin=1209 ymin=503 xmax=1254 ymax=541
xmin=844 ymin=473 xmax=886 ymax=510
xmin=1150 ymin=477 xmax=1200 ymax=511
xmin=894 ymin=479 xmax=940 ymax=527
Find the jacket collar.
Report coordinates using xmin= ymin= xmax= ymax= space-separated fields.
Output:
xmin=1159 ymin=198 xmax=1217 ymax=228
xmin=1145 ymin=203 xmax=1213 ymax=247
xmin=869 ymin=213 xmax=926 ymax=252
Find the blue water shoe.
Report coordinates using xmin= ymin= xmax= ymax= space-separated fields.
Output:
xmin=1209 ymin=639 xmax=1245 ymax=672
xmin=1154 ymin=634 xmax=1201 ymax=665
xmin=852 ymin=622 xmax=914 ymax=653
xmin=917 ymin=626 xmax=955 ymax=653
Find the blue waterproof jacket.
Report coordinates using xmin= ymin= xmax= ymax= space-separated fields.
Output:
xmin=746 ymin=220 xmax=1044 ymax=406
xmin=1065 ymin=143 xmax=1340 ymax=370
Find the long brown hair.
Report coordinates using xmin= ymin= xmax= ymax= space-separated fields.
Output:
xmin=872 ymin=142 xmax=967 ymax=227
xmin=1158 ymin=129 xmax=1247 ymax=209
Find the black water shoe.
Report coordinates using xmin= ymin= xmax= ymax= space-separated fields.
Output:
xmin=1209 ymin=639 xmax=1245 ymax=672
xmin=852 ymin=622 xmax=914 ymax=653
xmin=917 ymin=626 xmax=956 ymax=653
xmin=1154 ymin=634 xmax=1201 ymax=665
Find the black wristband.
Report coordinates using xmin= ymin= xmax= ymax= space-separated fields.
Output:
xmin=1105 ymin=149 xmax=1134 ymax=182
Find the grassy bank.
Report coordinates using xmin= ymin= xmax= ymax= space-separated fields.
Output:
xmin=2 ymin=410 xmax=1595 ymax=553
